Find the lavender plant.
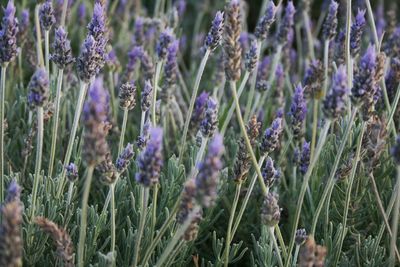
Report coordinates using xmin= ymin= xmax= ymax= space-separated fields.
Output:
xmin=0 ymin=1 xmax=400 ymax=267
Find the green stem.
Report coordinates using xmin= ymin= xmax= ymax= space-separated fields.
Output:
xmin=108 ymin=71 xmax=117 ymax=121
xmin=220 ymin=71 xmax=250 ymax=136
xmin=223 ymin=182 xmax=242 ymax=267
xmin=269 ymin=227 xmax=284 ymax=267
xmin=30 ymin=107 xmax=44 ymax=221
xmin=164 ymin=240 xmax=185 ymax=267
xmin=345 ymin=0 xmax=352 ymax=114
xmin=386 ymin=83 xmax=400 ymax=132
xmin=56 ymin=81 xmax=88 ymax=199
xmin=292 ymin=245 xmax=300 ymax=267
xmin=155 ymin=206 xmax=201 ymax=267
xmin=60 ymin=0 xmax=69 ymax=27
xmin=45 ymin=30 xmax=50 ymax=76
xmin=230 ymin=81 xmax=268 ymax=196
xmin=303 ymin=11 xmax=315 ymax=60
xmin=141 ymin=199 xmax=180 ymax=267
xmin=310 ymin=109 xmax=357 ymax=235
xmin=118 ymin=107 xmax=129 ymax=155
xmin=333 ymin=121 xmax=366 ymax=266
xmin=77 ymin=165 xmax=95 ymax=267
xmin=0 ymin=65 xmax=6 ymax=202
xmin=152 ymin=62 xmax=163 ymax=126
xmin=390 ymin=166 xmax=400 ymax=267
xmin=111 ymin=183 xmax=116 ymax=263
xmin=244 ymin=41 xmax=262 ymax=122
xmin=48 ymin=69 xmax=64 ymax=177
xmin=132 ymin=187 xmax=149 ymax=267
xmin=285 ymin=121 xmax=331 ymax=267
xmin=35 ymin=6 xmax=44 ymax=68
xmin=178 ymin=49 xmax=210 ymax=162
xmin=310 ymin=99 xmax=318 ymax=161
xmin=66 ymin=181 xmax=74 ymax=206
xmin=150 ymin=184 xmax=159 ymax=241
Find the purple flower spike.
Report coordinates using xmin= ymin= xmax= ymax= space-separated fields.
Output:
xmin=245 ymin=40 xmax=259 ymax=73
xmin=0 ymin=1 xmax=18 ymax=64
xmin=134 ymin=17 xmax=144 ymax=46
xmin=190 ymin=91 xmax=209 ymax=130
xmin=5 ymin=180 xmax=21 ymax=204
xmin=195 ymin=134 xmax=224 ymax=208
xmin=392 ymin=135 xmax=400 ymax=165
xmin=200 ymin=97 xmax=218 ymax=138
xmin=289 ymin=84 xmax=307 ymax=140
xmin=260 ymin=113 xmax=283 ymax=155
xmin=162 ymin=40 xmax=179 ymax=95
xmin=156 ymin=28 xmax=175 ymax=60
xmin=205 ymin=11 xmax=224 ymax=51
xmin=322 ymin=0 xmax=338 ymax=41
xmin=262 ymin=157 xmax=279 ymax=187
xmin=136 ymin=127 xmax=164 ymax=187
xmin=116 ymin=143 xmax=135 ymax=173
xmin=277 ymin=1 xmax=296 ymax=45
xmin=39 ymin=0 xmax=56 ymax=31
xmin=299 ymin=141 xmax=310 ymax=175
xmin=350 ymin=9 xmax=366 ymax=57
xmin=351 ymin=45 xmax=377 ymax=120
xmin=323 ymin=65 xmax=348 ymax=120
xmin=255 ymin=1 xmax=276 ymax=41
xmin=78 ymin=3 xmax=86 ymax=25
xmin=66 ymin=163 xmax=79 ymax=182
xmin=28 ymin=68 xmax=49 ymax=108
xmin=50 ymin=27 xmax=75 ymax=69
xmin=82 ymin=78 xmax=110 ymax=165
xmin=77 ymin=35 xmax=102 ymax=82
xmin=141 ymin=80 xmax=153 ymax=112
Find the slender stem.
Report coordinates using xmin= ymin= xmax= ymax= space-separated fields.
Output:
xmin=152 ymin=62 xmax=163 ymax=126
xmin=223 ymin=182 xmax=242 ymax=267
xmin=141 ymin=199 xmax=180 ymax=267
xmin=310 ymin=99 xmax=318 ymax=161
xmin=269 ymin=227 xmax=284 ymax=267
xmin=303 ymin=11 xmax=315 ymax=60
xmin=30 ymin=107 xmax=44 ymax=220
xmin=48 ymin=69 xmax=64 ymax=177
xmin=230 ymin=81 xmax=268 ymax=195
xmin=364 ymin=0 xmax=379 ymax=51
xmin=386 ymin=83 xmax=400 ymax=132
xmin=244 ymin=41 xmax=262 ymax=122
xmin=323 ymin=39 xmax=330 ymax=97
xmin=110 ymin=183 xmax=116 ymax=263
xmin=164 ymin=240 xmax=185 ymax=267
xmin=35 ymin=6 xmax=44 ymax=68
xmin=66 ymin=181 xmax=74 ymax=206
xmin=150 ymin=184 xmax=159 ymax=241
xmin=0 ymin=65 xmax=6 ymax=202
xmin=56 ymin=82 xmax=88 ymax=199
xmin=310 ymin=109 xmax=357 ymax=235
xmin=292 ymin=245 xmax=300 ymax=267
xmin=390 ymin=166 xmax=400 ymax=267
xmin=132 ymin=187 xmax=149 ymax=267
xmin=108 ymin=71 xmax=117 ymax=121
xmin=345 ymin=0 xmax=352 ymax=114
xmin=333 ymin=121 xmax=366 ymax=266
xmin=231 ymin=156 xmax=266 ymax=238
xmin=118 ymin=108 xmax=129 ymax=155
xmin=285 ymin=121 xmax=331 ymax=267
xmin=61 ymin=0 xmax=69 ymax=27
xmin=178 ymin=49 xmax=211 ymax=162
xmin=195 ymin=137 xmax=208 ymax=167
xmin=155 ymin=206 xmax=201 ymax=267
xmin=220 ymin=71 xmax=250 ymax=136
xmin=77 ymin=165 xmax=95 ymax=267
xmin=45 ymin=30 xmax=50 ymax=76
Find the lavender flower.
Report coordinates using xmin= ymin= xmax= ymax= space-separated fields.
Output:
xmin=323 ymin=65 xmax=348 ymax=120
xmin=39 ymin=0 xmax=56 ymax=31
xmin=392 ymin=135 xmax=400 ymax=165
xmin=299 ymin=141 xmax=310 ymax=175
xmin=50 ymin=27 xmax=75 ymax=69
xmin=156 ymin=28 xmax=175 ymax=61
xmin=260 ymin=115 xmax=283 ymax=155
xmin=322 ymin=0 xmax=338 ymax=41
xmin=0 ymin=1 xmax=18 ymax=65
xmin=195 ymin=134 xmax=224 ymax=208
xmin=262 ymin=157 xmax=279 ymax=187
xmin=116 ymin=143 xmax=135 ymax=173
xmin=141 ymin=80 xmax=152 ymax=112
xmin=18 ymin=9 xmax=29 ymax=42
xmin=205 ymin=11 xmax=224 ymax=51
xmin=65 ymin=163 xmax=78 ymax=182
xmin=82 ymin=78 xmax=110 ymax=165
xmin=136 ymin=127 xmax=163 ymax=187
xmin=78 ymin=3 xmax=86 ymax=25
xmin=276 ymin=1 xmax=296 ymax=45
xmin=190 ymin=91 xmax=209 ymax=132
xmin=4 ymin=180 xmax=20 ymax=204
xmin=351 ymin=45 xmax=377 ymax=120
xmin=133 ymin=17 xmax=144 ymax=46
xmin=245 ymin=40 xmax=259 ymax=73
xmin=28 ymin=68 xmax=50 ymax=108
xmin=255 ymin=1 xmax=276 ymax=41
xmin=0 ymin=181 xmax=23 ymax=267
xmin=162 ymin=40 xmax=179 ymax=98
xmin=261 ymin=192 xmax=280 ymax=226
xmin=119 ymin=81 xmax=137 ymax=110
xmin=224 ymin=0 xmax=242 ymax=81
xmin=77 ymin=35 xmax=102 ymax=82
xmin=136 ymin=120 xmax=150 ymax=150
xmin=385 ymin=58 xmax=400 ymax=101
xmin=88 ymin=3 xmax=108 ymax=49
xmin=350 ymin=9 xmax=366 ymax=57
xmin=303 ymin=60 xmax=324 ymax=99
xmin=295 ymin=228 xmax=307 ymax=245
xmin=200 ymin=97 xmax=218 ymax=138
xmin=97 ymin=153 xmax=117 ymax=185
xmin=140 ymin=48 xmax=155 ymax=81
xmin=289 ymin=84 xmax=307 ymax=140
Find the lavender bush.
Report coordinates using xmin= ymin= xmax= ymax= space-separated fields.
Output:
xmin=0 ymin=0 xmax=400 ymax=266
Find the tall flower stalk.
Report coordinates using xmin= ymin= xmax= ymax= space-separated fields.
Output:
xmin=39 ymin=0 xmax=55 ymax=76
xmin=390 ymin=139 xmax=400 ymax=267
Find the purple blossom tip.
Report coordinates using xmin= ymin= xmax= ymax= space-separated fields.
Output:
xmin=299 ymin=141 xmax=310 ymax=175
xmin=323 ymin=65 xmax=348 ymax=119
xmin=289 ymin=84 xmax=307 ymax=140
xmin=205 ymin=11 xmax=224 ymax=51
xmin=392 ymin=135 xmax=400 ymax=165
xmin=5 ymin=180 xmax=21 ymax=203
